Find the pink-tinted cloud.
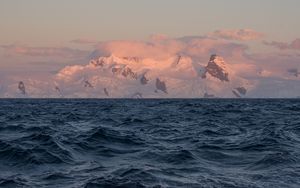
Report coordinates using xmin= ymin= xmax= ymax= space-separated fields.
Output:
xmin=209 ymin=29 xmax=264 ymax=41
xmin=263 ymin=39 xmax=300 ymax=50
xmin=91 ymin=35 xmax=249 ymax=62
xmin=245 ymin=51 xmax=300 ymax=78
xmin=94 ymin=39 xmax=184 ymax=60
xmin=181 ymin=37 xmax=248 ymax=59
xmin=90 ymin=34 xmax=300 ymax=80
xmin=1 ymin=45 xmax=89 ymax=59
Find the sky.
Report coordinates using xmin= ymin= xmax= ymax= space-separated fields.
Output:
xmin=0 ymin=0 xmax=300 ymax=72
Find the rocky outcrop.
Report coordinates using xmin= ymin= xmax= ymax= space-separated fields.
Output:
xmin=112 ymin=66 xmax=137 ymax=79
xmin=18 ymin=81 xmax=26 ymax=95
xmin=232 ymin=87 xmax=247 ymax=98
xmin=155 ymin=78 xmax=168 ymax=94
xmin=236 ymin=87 xmax=247 ymax=95
xmin=203 ymin=54 xmax=229 ymax=82
xmin=122 ymin=57 xmax=141 ymax=63
xmin=175 ymin=55 xmax=182 ymax=65
xmin=132 ymin=92 xmax=143 ymax=98
xmin=112 ymin=67 xmax=123 ymax=74
xmin=55 ymin=86 xmax=60 ymax=92
xmin=90 ymin=58 xmax=105 ymax=67
xmin=140 ymin=74 xmax=149 ymax=85
xmin=55 ymin=85 xmax=61 ymax=94
xmin=121 ymin=67 xmax=137 ymax=79
xmin=104 ymin=88 xmax=109 ymax=96
xmin=204 ymin=92 xmax=215 ymax=98
xmin=84 ymin=80 xmax=94 ymax=88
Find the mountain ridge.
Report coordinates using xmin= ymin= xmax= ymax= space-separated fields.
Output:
xmin=0 ymin=54 xmax=299 ymax=98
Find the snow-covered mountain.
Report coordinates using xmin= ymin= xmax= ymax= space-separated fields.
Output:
xmin=0 ymin=54 xmax=300 ymax=98
xmin=54 ymin=54 xmax=251 ymax=98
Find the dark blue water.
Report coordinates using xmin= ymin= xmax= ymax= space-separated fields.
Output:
xmin=0 ymin=99 xmax=300 ymax=188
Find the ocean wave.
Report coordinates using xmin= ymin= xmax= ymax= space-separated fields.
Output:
xmin=0 ymin=99 xmax=299 ymax=187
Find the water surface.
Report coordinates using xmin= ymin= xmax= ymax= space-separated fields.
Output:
xmin=0 ymin=99 xmax=299 ymax=187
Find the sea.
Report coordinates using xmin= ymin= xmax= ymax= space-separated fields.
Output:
xmin=0 ymin=99 xmax=299 ymax=188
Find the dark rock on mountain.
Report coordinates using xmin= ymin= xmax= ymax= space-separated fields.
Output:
xmin=140 ymin=74 xmax=149 ymax=85
xmin=84 ymin=80 xmax=94 ymax=88
xmin=122 ymin=67 xmax=137 ymax=79
xmin=232 ymin=90 xmax=241 ymax=98
xmin=236 ymin=87 xmax=247 ymax=95
xmin=112 ymin=67 xmax=123 ymax=74
xmin=204 ymin=92 xmax=215 ymax=98
xmin=122 ymin=57 xmax=141 ymax=63
xmin=232 ymin=87 xmax=247 ymax=98
xmin=55 ymin=86 xmax=60 ymax=93
xmin=104 ymin=88 xmax=109 ymax=96
xmin=203 ymin=54 xmax=229 ymax=82
xmin=156 ymin=78 xmax=168 ymax=94
xmin=132 ymin=92 xmax=143 ymax=98
xmin=90 ymin=59 xmax=105 ymax=67
xmin=18 ymin=81 xmax=26 ymax=95
xmin=112 ymin=66 xmax=137 ymax=79
xmin=54 ymin=86 xmax=62 ymax=96
xmin=175 ymin=55 xmax=182 ymax=65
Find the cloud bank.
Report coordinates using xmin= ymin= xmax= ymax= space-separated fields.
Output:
xmin=87 ymin=32 xmax=300 ymax=80
xmin=1 ymin=29 xmax=300 ymax=85
xmin=1 ymin=45 xmax=89 ymax=59
xmin=92 ymin=35 xmax=248 ymax=62
xmin=209 ymin=29 xmax=264 ymax=41
xmin=264 ymin=39 xmax=300 ymax=50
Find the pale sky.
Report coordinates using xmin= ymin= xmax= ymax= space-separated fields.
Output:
xmin=0 ymin=0 xmax=299 ymax=71
xmin=1 ymin=0 xmax=299 ymax=44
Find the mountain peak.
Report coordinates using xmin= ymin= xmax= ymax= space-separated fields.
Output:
xmin=209 ymin=54 xmax=218 ymax=61
xmin=203 ymin=54 xmax=230 ymax=82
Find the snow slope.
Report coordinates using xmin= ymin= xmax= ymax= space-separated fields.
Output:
xmin=0 ymin=54 xmax=299 ymax=98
